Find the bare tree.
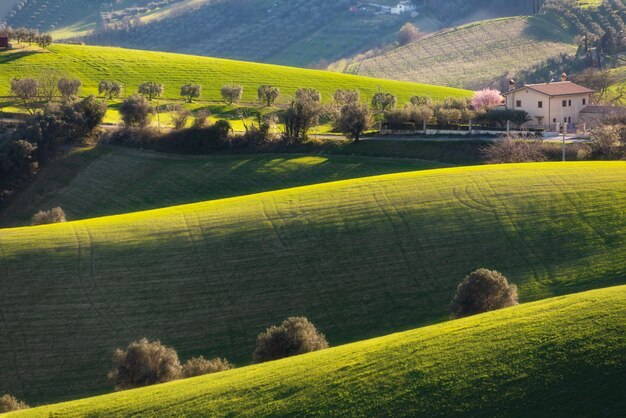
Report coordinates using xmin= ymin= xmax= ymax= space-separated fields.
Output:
xmin=38 ymin=71 xmax=60 ymax=102
xmin=11 ymin=78 xmax=39 ymax=114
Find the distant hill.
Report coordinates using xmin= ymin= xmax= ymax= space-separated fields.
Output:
xmin=11 ymin=285 xmax=626 ymax=416
xmin=1 ymin=0 xmax=539 ymax=67
xmin=1 ymin=162 xmax=624 ymax=404
xmin=0 ymin=43 xmax=470 ymax=104
xmin=345 ymin=15 xmax=576 ymax=89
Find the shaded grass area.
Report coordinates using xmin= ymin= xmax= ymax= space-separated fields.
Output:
xmin=0 ymin=145 xmax=444 ymax=226
xmin=0 ymin=162 xmax=624 ymax=404
xmin=12 ymin=285 xmax=626 ymax=417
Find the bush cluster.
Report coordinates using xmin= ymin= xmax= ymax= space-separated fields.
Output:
xmin=31 ymin=207 xmax=66 ymax=225
xmin=0 ymin=394 xmax=29 ymax=413
xmin=451 ymin=269 xmax=519 ymax=318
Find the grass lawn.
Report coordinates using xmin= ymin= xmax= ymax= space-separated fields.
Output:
xmin=0 ymin=43 xmax=470 ymax=106
xmin=11 ymin=285 xmax=626 ymax=417
xmin=0 ymin=162 xmax=624 ymax=404
xmin=0 ymin=145 xmax=445 ymax=227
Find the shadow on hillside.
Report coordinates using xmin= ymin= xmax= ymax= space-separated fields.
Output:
xmin=0 ymin=50 xmax=40 ymax=64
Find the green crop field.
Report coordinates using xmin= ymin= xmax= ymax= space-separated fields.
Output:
xmin=1 ymin=162 xmax=624 ymax=404
xmin=0 ymin=43 xmax=470 ymax=105
xmin=10 ymin=285 xmax=626 ymax=417
xmin=347 ymin=16 xmax=577 ymax=89
xmin=0 ymin=145 xmax=444 ymax=227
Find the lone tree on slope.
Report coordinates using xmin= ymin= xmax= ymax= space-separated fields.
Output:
xmin=451 ymin=268 xmax=519 ymax=318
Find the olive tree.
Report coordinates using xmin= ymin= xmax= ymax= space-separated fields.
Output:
xmin=119 ymin=94 xmax=154 ymax=127
xmin=58 ymin=77 xmax=82 ymax=99
xmin=258 ymin=85 xmax=280 ymax=107
xmin=180 ymin=83 xmax=202 ymax=103
xmin=108 ymin=338 xmax=182 ymax=391
xmin=333 ymin=89 xmax=360 ymax=106
xmin=138 ymin=81 xmax=164 ymax=101
xmin=182 ymin=356 xmax=233 ymax=378
xmin=221 ymin=84 xmax=244 ymax=105
xmin=335 ymin=102 xmax=372 ymax=142
xmin=451 ymin=268 xmax=519 ymax=318
xmin=253 ymin=317 xmax=328 ymax=363
xmin=31 ymin=207 xmax=66 ymax=225
xmin=98 ymin=80 xmax=122 ymax=100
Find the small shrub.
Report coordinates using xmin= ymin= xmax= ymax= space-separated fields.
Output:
xmin=221 ymin=85 xmax=244 ymax=105
xmin=451 ymin=268 xmax=519 ymax=318
xmin=171 ymin=109 xmax=191 ymax=130
xmin=31 ymin=207 xmax=66 ymax=225
xmin=192 ymin=110 xmax=210 ymax=128
xmin=182 ymin=356 xmax=233 ymax=378
xmin=119 ymin=94 xmax=154 ymax=128
xmin=483 ymin=137 xmax=547 ymax=163
xmin=108 ymin=338 xmax=182 ymax=391
xmin=0 ymin=394 xmax=29 ymax=413
xmin=253 ymin=317 xmax=329 ymax=363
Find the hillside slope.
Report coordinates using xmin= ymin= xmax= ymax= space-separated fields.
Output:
xmin=0 ymin=44 xmax=470 ymax=104
xmin=0 ymin=146 xmax=443 ymax=227
xmin=11 ymin=285 xmax=626 ymax=417
xmin=347 ymin=16 xmax=576 ymax=89
xmin=0 ymin=162 xmax=624 ymax=404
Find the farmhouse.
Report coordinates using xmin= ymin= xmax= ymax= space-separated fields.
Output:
xmin=503 ymin=75 xmax=593 ymax=130
xmin=391 ymin=1 xmax=417 ymax=15
xmin=0 ymin=36 xmax=9 ymax=49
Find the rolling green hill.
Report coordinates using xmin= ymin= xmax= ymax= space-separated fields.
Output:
xmin=1 ymin=162 xmax=624 ymax=404
xmin=10 ymin=285 xmax=626 ymax=417
xmin=0 ymin=43 xmax=470 ymax=104
xmin=346 ymin=16 xmax=577 ymax=89
xmin=0 ymin=146 xmax=444 ymax=227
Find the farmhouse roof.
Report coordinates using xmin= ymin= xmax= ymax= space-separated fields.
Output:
xmin=580 ymin=105 xmax=626 ymax=115
xmin=504 ymin=81 xmax=594 ymax=97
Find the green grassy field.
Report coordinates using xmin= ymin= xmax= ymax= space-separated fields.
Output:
xmin=0 ymin=43 xmax=470 ymax=105
xmin=0 ymin=162 xmax=624 ymax=404
xmin=0 ymin=145 xmax=445 ymax=227
xmin=10 ymin=285 xmax=626 ymax=417
xmin=347 ymin=16 xmax=577 ymax=89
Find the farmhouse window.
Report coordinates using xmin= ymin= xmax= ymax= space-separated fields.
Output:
xmin=538 ymin=101 xmax=543 ymax=108
xmin=583 ymin=98 xmax=587 ymax=105
xmin=562 ymin=100 xmax=567 ymax=107
xmin=568 ymin=100 xmax=572 ymax=106
xmin=516 ymin=100 xmax=522 ymax=107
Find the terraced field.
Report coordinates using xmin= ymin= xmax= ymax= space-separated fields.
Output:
xmin=11 ymin=285 xmax=626 ymax=417
xmin=0 ymin=44 xmax=470 ymax=105
xmin=1 ymin=162 xmax=624 ymax=404
xmin=348 ymin=16 xmax=577 ymax=89
xmin=0 ymin=146 xmax=444 ymax=227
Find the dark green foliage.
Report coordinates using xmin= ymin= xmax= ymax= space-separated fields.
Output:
xmin=0 ymin=138 xmax=37 ymax=189
xmin=108 ymin=338 xmax=182 ymax=391
xmin=335 ymin=102 xmax=371 ymax=142
xmin=119 ymin=94 xmax=154 ymax=127
xmin=451 ymin=268 xmax=519 ymax=318
xmin=482 ymin=108 xmax=531 ymax=128
xmin=253 ymin=317 xmax=329 ymax=363
xmin=283 ymin=93 xmax=323 ymax=144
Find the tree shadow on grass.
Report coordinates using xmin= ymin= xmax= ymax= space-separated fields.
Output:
xmin=0 ymin=50 xmax=40 ymax=64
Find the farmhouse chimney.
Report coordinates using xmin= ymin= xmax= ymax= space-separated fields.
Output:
xmin=561 ymin=73 xmax=568 ymax=81
xmin=509 ymin=79 xmax=516 ymax=91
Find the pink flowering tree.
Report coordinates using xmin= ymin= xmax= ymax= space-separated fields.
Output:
xmin=471 ymin=88 xmax=504 ymax=111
